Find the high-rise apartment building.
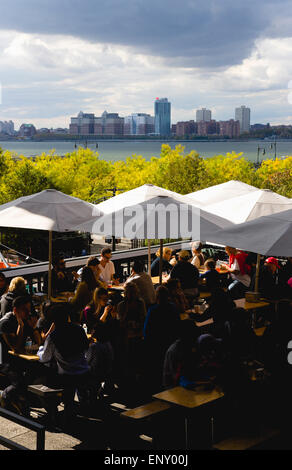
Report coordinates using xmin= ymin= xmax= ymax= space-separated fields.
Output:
xmin=154 ymin=98 xmax=171 ymax=136
xmin=235 ymin=105 xmax=250 ymax=133
xmin=196 ymin=108 xmax=212 ymax=122
xmin=69 ymin=111 xmax=124 ymax=136
xmin=0 ymin=120 xmax=14 ymax=135
xmin=124 ymin=113 xmax=154 ymax=135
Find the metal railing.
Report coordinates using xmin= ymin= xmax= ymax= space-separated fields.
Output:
xmin=0 ymin=407 xmax=45 ymax=450
xmin=0 ymin=240 xmax=227 ymax=294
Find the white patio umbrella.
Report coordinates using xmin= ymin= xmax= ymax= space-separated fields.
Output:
xmin=186 ymin=180 xmax=258 ymax=207
xmin=200 ymin=189 xmax=292 ymax=224
xmin=0 ymin=189 xmax=99 ymax=298
xmin=205 ymin=208 xmax=292 ymax=294
xmin=72 ymin=184 xmax=233 ymax=283
xmin=199 ymin=189 xmax=292 ymax=293
xmin=205 ymin=208 xmax=292 ymax=257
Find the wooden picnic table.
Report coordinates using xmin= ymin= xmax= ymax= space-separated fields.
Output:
xmin=8 ymin=350 xmax=39 ymax=362
xmin=153 ymin=386 xmax=224 ymax=449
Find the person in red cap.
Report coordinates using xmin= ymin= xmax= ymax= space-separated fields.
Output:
xmin=256 ymin=257 xmax=282 ymax=300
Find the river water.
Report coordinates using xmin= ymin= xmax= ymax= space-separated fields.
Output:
xmin=1 ymin=139 xmax=292 ymax=162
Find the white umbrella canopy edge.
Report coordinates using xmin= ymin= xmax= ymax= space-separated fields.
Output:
xmin=72 ymin=186 xmax=234 ymax=284
xmin=0 ymin=189 xmax=98 ymax=232
xmin=204 ymin=209 xmax=292 ymax=257
xmin=200 ymin=189 xmax=292 ymax=225
xmin=186 ymin=180 xmax=258 ymax=205
xmin=0 ymin=189 xmax=100 ymax=298
xmin=97 ymin=183 xmax=205 ymax=212
xmin=73 ymin=194 xmax=234 ymax=238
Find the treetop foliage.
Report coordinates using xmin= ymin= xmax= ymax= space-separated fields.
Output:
xmin=0 ymin=144 xmax=291 ymax=204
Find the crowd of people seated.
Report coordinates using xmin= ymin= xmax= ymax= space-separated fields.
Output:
xmin=0 ymin=243 xmax=292 ymax=429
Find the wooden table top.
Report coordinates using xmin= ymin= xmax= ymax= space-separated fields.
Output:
xmin=9 ymin=350 xmax=39 ymax=361
xmin=153 ymin=386 xmax=224 ymax=409
xmin=234 ymin=298 xmax=270 ymax=311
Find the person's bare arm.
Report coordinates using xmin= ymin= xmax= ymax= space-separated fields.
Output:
xmin=99 ymin=305 xmax=113 ymax=323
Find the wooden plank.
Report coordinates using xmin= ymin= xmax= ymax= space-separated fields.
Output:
xmin=122 ymin=400 xmax=171 ymax=420
xmin=214 ymin=428 xmax=279 ymax=450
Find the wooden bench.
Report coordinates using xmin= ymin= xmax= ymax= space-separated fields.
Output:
xmin=122 ymin=400 xmax=171 ymax=420
xmin=121 ymin=400 xmax=173 ymax=449
xmin=28 ymin=384 xmax=64 ymax=426
xmin=213 ymin=428 xmax=280 ymax=450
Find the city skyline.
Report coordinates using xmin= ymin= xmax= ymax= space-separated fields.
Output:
xmin=0 ymin=1 xmax=292 ymax=128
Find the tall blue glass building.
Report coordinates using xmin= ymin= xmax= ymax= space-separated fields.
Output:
xmin=154 ymin=98 xmax=171 ymax=136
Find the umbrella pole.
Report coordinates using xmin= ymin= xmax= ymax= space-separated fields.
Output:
xmin=148 ymin=240 xmax=151 ymax=277
xmin=254 ymin=253 xmax=261 ymax=293
xmin=159 ymin=239 xmax=163 ymax=285
xmin=48 ymin=230 xmax=52 ymax=300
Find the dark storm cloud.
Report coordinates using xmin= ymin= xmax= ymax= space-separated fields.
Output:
xmin=0 ymin=0 xmax=290 ymax=68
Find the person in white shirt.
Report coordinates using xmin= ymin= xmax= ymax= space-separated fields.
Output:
xmin=99 ymin=248 xmax=117 ymax=285
xmin=222 ymin=246 xmax=251 ymax=300
xmin=125 ymin=260 xmax=156 ymax=308
xmin=190 ymin=241 xmax=205 ymax=269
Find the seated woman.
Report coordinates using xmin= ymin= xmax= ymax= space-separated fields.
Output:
xmin=199 ymin=258 xmax=221 ymax=292
xmin=221 ymin=246 xmax=251 ymax=300
xmin=163 ymin=321 xmax=200 ymax=389
xmin=144 ymin=286 xmax=181 ymax=391
xmin=0 ymin=272 xmax=8 ymax=299
xmin=37 ymin=303 xmax=90 ymax=420
xmin=117 ymin=283 xmax=146 ymax=380
xmin=70 ymin=266 xmax=98 ymax=323
xmin=0 ymin=276 xmax=28 ymax=317
xmin=224 ymin=307 xmax=258 ymax=361
xmin=86 ymin=322 xmax=114 ymax=404
xmin=82 ymin=287 xmax=109 ymax=333
xmin=190 ymin=241 xmax=205 ymax=269
xmin=165 ymin=278 xmax=190 ymax=314
xmin=151 ymin=247 xmax=174 ymax=277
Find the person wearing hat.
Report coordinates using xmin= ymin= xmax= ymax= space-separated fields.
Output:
xmin=256 ymin=257 xmax=282 ymax=300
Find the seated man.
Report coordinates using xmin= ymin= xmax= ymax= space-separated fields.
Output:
xmin=45 ymin=254 xmax=78 ymax=295
xmin=0 ymin=296 xmax=41 ymax=413
xmin=98 ymin=248 xmax=118 ymax=286
xmin=37 ymin=303 xmax=90 ymax=419
xmin=170 ymin=250 xmax=199 ymax=299
xmin=254 ymin=257 xmax=282 ymax=300
xmin=125 ymin=260 xmax=156 ymax=309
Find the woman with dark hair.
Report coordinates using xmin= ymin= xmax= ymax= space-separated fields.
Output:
xmin=70 ymin=266 xmax=98 ymax=323
xmin=165 ymin=278 xmax=190 ymax=313
xmin=37 ymin=303 xmax=90 ymax=419
xmin=0 ymin=272 xmax=8 ymax=298
xmin=86 ymin=322 xmax=114 ymax=403
xmin=117 ymin=283 xmax=146 ymax=380
xmin=143 ymin=286 xmax=181 ymax=391
xmin=82 ymin=286 xmax=109 ymax=333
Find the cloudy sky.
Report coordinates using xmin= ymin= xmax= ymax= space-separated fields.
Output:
xmin=0 ymin=0 xmax=292 ymax=129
